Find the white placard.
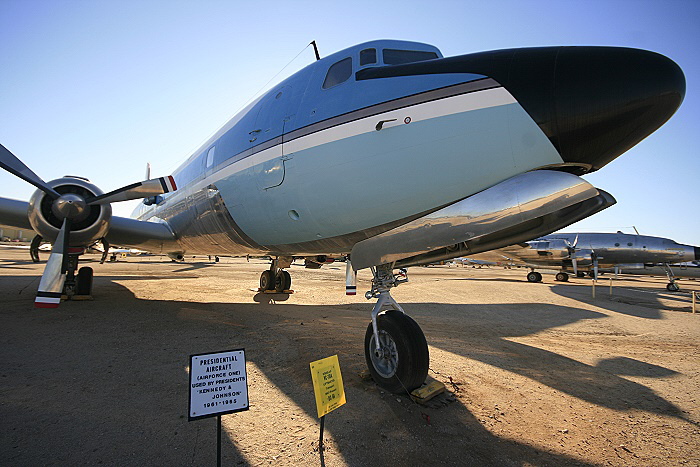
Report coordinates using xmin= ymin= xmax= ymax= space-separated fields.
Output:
xmin=188 ymin=348 xmax=249 ymax=420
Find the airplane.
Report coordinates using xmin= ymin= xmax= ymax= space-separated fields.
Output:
xmin=0 ymin=39 xmax=685 ymax=394
xmin=470 ymin=232 xmax=699 ymax=291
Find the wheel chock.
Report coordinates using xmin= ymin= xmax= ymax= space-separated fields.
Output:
xmin=358 ymin=369 xmax=373 ymax=381
xmin=410 ymin=380 xmax=446 ymax=404
xmin=59 ymin=294 xmax=94 ymax=301
xmin=71 ymin=294 xmax=94 ymax=301
xmin=258 ymin=288 xmax=295 ymax=294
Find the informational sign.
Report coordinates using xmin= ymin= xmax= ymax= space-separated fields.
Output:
xmin=189 ymin=348 xmax=249 ymax=421
xmin=309 ymin=355 xmax=346 ymax=418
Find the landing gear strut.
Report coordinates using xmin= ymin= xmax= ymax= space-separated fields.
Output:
xmin=63 ymin=251 xmax=94 ymax=299
xmin=661 ymin=263 xmax=680 ymax=292
xmin=363 ymin=264 xmax=428 ymax=393
xmin=260 ymin=257 xmax=292 ymax=293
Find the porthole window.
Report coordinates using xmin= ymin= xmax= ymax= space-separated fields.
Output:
xmin=360 ymin=48 xmax=377 ymax=66
xmin=627 ymin=242 xmax=633 ymax=246
xmin=614 ymin=243 xmax=620 ymax=247
xmin=322 ymin=57 xmax=352 ymax=89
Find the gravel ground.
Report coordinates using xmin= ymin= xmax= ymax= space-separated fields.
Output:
xmin=1 ymin=246 xmax=699 ymax=466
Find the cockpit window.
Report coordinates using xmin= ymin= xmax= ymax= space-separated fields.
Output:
xmin=383 ymin=49 xmax=438 ymax=65
xmin=322 ymin=57 xmax=352 ymax=89
xmin=360 ymin=48 xmax=377 ymax=66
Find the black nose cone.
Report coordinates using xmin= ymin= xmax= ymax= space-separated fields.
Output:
xmin=356 ymin=46 xmax=685 ymax=173
xmin=544 ymin=47 xmax=685 ymax=171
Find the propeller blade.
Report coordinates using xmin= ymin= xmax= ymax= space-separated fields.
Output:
xmin=593 ymin=258 xmax=599 ymax=281
xmin=35 ymin=218 xmax=70 ymax=308
xmin=572 ymin=258 xmax=578 ymax=275
xmin=85 ymin=176 xmax=177 ymax=205
xmin=572 ymin=234 xmax=579 ymax=249
xmin=0 ymin=143 xmax=61 ymax=199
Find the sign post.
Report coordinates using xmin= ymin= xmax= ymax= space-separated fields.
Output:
xmin=188 ymin=348 xmax=249 ymax=466
xmin=310 ymin=355 xmax=346 ymax=457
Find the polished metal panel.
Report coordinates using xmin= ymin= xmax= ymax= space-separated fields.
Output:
xmin=350 ymin=170 xmax=603 ymax=270
xmin=147 ymin=183 xmax=264 ymax=256
xmin=105 ymin=217 xmax=178 ymax=253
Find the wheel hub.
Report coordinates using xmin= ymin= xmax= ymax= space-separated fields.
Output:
xmin=369 ymin=330 xmax=398 ymax=378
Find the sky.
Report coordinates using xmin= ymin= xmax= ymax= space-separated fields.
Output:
xmin=1 ymin=0 xmax=698 ymax=246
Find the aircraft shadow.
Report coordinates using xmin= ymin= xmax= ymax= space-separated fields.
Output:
xmin=2 ymin=272 xmax=693 ymax=465
xmin=550 ymin=283 xmax=696 ymax=318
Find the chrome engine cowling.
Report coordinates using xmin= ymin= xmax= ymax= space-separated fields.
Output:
xmin=27 ymin=176 xmax=112 ymax=246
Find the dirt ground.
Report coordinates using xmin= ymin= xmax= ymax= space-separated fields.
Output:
xmin=1 ymin=245 xmax=699 ymax=466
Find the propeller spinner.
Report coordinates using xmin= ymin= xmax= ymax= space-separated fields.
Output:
xmin=0 ymin=143 xmax=177 ymax=308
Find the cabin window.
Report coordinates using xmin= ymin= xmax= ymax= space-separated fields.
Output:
xmin=383 ymin=49 xmax=438 ymax=65
xmin=627 ymin=242 xmax=633 ymax=246
xmin=360 ymin=48 xmax=377 ymax=66
xmin=322 ymin=57 xmax=352 ymax=89
xmin=614 ymin=243 xmax=620 ymax=247
xmin=206 ymin=146 xmax=216 ymax=168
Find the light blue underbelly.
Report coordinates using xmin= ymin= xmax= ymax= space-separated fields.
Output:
xmin=216 ymin=100 xmax=562 ymax=247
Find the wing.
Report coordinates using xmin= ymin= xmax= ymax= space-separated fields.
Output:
xmin=0 ymin=196 xmax=179 ymax=254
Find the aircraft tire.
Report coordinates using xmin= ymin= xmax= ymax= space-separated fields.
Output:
xmin=260 ymin=270 xmax=274 ymax=290
xmin=75 ymin=267 xmax=93 ymax=296
xmin=364 ymin=311 xmax=428 ymax=394
xmin=555 ymin=272 xmax=569 ymax=282
xmin=666 ymin=282 xmax=679 ymax=292
xmin=576 ymin=272 xmax=586 ymax=278
xmin=527 ymin=271 xmax=541 ymax=283
xmin=275 ymin=270 xmax=292 ymax=292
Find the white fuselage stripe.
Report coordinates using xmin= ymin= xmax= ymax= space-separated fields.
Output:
xmin=147 ymin=87 xmax=517 ymax=211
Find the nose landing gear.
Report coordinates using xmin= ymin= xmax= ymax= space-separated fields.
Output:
xmin=363 ymin=264 xmax=428 ymax=393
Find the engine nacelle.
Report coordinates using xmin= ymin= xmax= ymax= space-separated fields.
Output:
xmin=27 ymin=177 xmax=112 ymax=246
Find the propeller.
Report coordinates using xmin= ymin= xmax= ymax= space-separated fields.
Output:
xmin=84 ymin=176 xmax=177 ymax=205
xmin=564 ymin=234 xmax=580 ymax=275
xmin=591 ymin=251 xmax=599 ymax=281
xmin=35 ymin=218 xmax=70 ymax=308
xmin=0 ymin=142 xmax=177 ymax=307
xmin=0 ymin=143 xmax=61 ymax=198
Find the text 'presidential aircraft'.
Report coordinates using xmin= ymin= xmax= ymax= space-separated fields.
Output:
xmin=469 ymin=231 xmax=699 ymax=291
xmin=0 ymin=40 xmax=685 ymax=393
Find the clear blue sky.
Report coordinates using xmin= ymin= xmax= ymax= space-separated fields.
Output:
xmin=1 ymin=0 xmax=698 ymax=245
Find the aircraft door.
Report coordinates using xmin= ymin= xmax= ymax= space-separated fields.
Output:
xmin=250 ymin=85 xmax=295 ymax=191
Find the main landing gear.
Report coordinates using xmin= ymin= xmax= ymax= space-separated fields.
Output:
xmin=555 ymin=272 xmax=569 ymax=282
xmin=526 ymin=270 xmax=542 ymax=282
xmin=660 ymin=263 xmax=680 ymax=292
xmin=64 ymin=250 xmax=94 ymax=299
xmin=259 ymin=257 xmax=292 ymax=293
xmin=363 ymin=264 xmax=429 ymax=393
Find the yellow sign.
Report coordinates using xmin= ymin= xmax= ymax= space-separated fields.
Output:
xmin=309 ymin=355 xmax=346 ymax=418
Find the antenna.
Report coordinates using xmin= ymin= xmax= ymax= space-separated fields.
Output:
xmin=310 ymin=40 xmax=321 ymax=61
xmin=633 ymin=225 xmax=640 ymax=235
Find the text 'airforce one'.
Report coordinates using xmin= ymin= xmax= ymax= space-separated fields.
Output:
xmin=0 ymin=40 xmax=685 ymax=393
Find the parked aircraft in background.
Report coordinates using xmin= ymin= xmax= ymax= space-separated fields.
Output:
xmin=471 ymin=232 xmax=699 ymax=291
xmin=0 ymin=40 xmax=685 ymax=393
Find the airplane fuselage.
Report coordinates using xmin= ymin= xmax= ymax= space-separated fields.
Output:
xmin=133 ymin=40 xmax=564 ymax=257
xmin=498 ymin=232 xmax=699 ymax=270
